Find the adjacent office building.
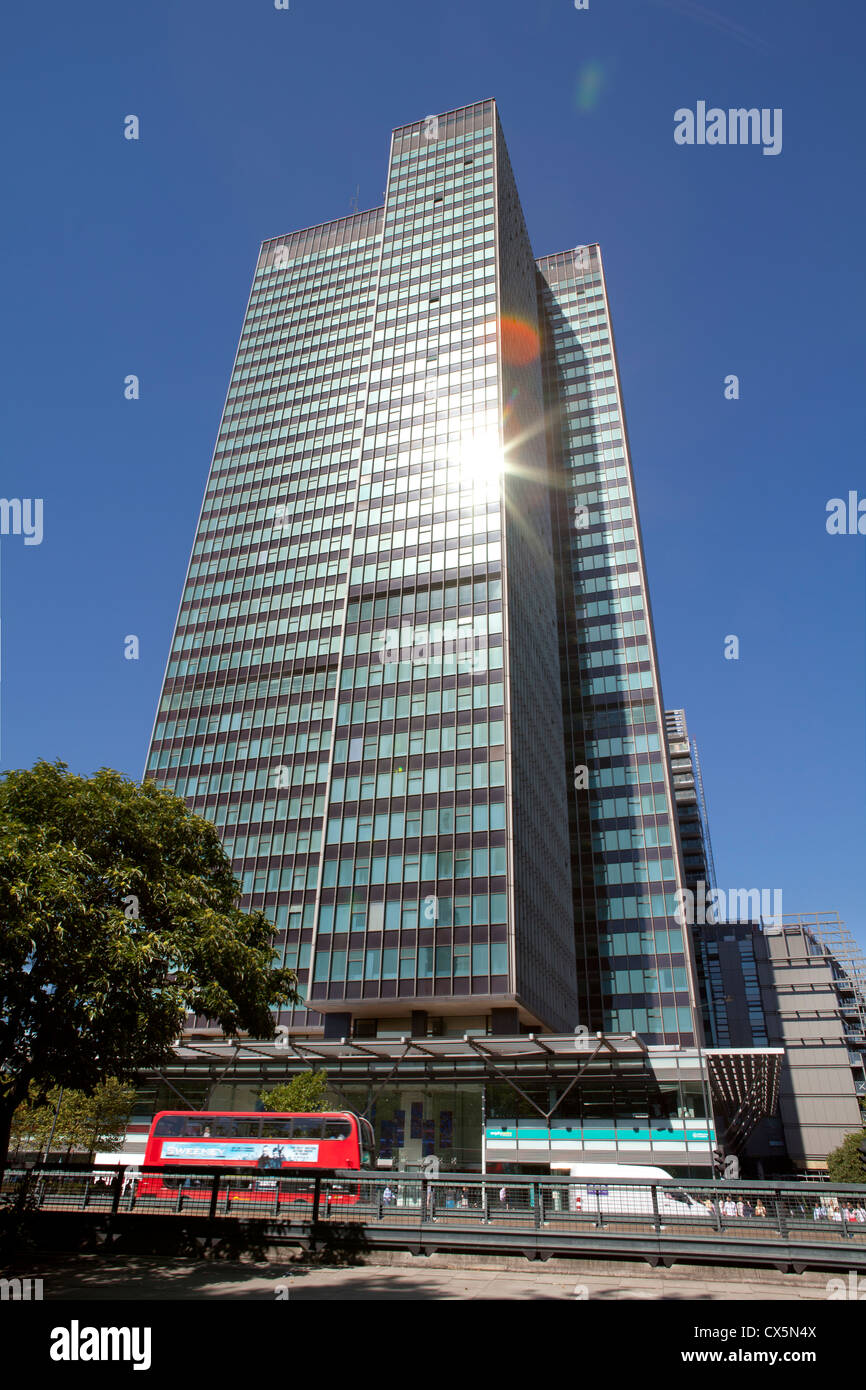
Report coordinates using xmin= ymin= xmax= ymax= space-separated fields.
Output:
xmin=698 ymin=913 xmax=865 ymax=1174
xmin=140 ymin=101 xmax=780 ymax=1171
xmin=664 ymin=708 xmax=716 ymax=900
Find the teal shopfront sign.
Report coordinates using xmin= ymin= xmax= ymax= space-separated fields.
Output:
xmin=486 ymin=1124 xmax=715 ymax=1143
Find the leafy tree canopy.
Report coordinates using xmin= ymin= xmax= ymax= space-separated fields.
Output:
xmin=11 ymin=1078 xmax=136 ymax=1157
xmin=826 ymin=1129 xmax=866 ymax=1183
xmin=0 ymin=760 xmax=297 ymax=1168
xmin=260 ymin=1071 xmax=331 ymax=1113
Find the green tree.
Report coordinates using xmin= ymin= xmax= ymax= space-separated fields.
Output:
xmin=261 ymin=1071 xmax=331 ymax=1113
xmin=0 ymin=760 xmax=298 ymax=1171
xmin=826 ymin=1130 xmax=866 ymax=1183
xmin=10 ymin=1079 xmax=136 ymax=1159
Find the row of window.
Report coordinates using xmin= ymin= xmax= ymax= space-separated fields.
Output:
xmin=604 ymin=1007 xmax=694 ymax=1036
xmin=592 ymin=823 xmax=672 ymax=851
xmin=602 ymin=966 xmax=690 ymax=993
xmin=317 ymin=844 xmax=508 ymax=880
xmin=595 ymin=857 xmax=676 ymax=885
xmin=318 ymin=889 xmax=508 ymax=933
xmin=153 ymin=684 xmax=507 ymax=750
xmin=154 ymin=676 xmax=507 ymax=757
xmin=312 ymin=941 xmax=508 ymax=984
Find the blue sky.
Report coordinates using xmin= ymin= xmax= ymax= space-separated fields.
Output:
xmin=1 ymin=0 xmax=864 ymax=946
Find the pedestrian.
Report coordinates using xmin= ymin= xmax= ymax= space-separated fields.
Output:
xmin=382 ymin=1184 xmax=393 ymax=1207
xmin=754 ymin=1199 xmax=767 ymax=1219
xmin=499 ymin=1184 xmax=508 ymax=1212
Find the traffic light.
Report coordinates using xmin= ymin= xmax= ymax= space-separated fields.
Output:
xmin=712 ymin=1144 xmax=724 ymax=1176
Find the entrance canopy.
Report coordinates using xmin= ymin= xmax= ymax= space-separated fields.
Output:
xmin=148 ymin=1033 xmax=782 ymax=1142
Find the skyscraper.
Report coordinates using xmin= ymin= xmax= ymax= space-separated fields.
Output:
xmin=145 ymin=99 xmax=702 ymax=1049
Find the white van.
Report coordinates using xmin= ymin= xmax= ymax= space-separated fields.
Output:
xmin=549 ymin=1163 xmax=712 ymax=1222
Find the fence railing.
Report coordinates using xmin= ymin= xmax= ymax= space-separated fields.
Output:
xmin=3 ymin=1166 xmax=866 ymax=1247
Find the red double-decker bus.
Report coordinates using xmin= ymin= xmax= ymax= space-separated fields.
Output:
xmin=139 ymin=1110 xmax=375 ymax=1204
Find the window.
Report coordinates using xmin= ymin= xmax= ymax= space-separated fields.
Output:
xmin=262 ymin=1119 xmax=293 ymax=1138
xmin=154 ymin=1116 xmax=184 ymax=1137
xmin=323 ymin=1119 xmax=352 ymax=1141
xmin=292 ymin=1117 xmax=323 ymax=1139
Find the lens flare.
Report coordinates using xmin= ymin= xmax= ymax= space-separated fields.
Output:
xmin=502 ymin=386 xmax=520 ymax=440
xmin=456 ymin=430 xmax=504 ymax=489
xmin=499 ymin=316 xmax=540 ymax=366
xmin=575 ymin=60 xmax=606 ymax=113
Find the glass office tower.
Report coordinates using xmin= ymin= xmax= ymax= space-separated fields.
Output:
xmin=146 ymin=100 xmax=702 ymax=1047
xmin=146 ymin=100 xmax=579 ymax=1039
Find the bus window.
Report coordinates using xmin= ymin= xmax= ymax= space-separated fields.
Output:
xmin=292 ymin=1118 xmax=324 ymax=1139
xmin=262 ymin=1119 xmax=293 ymax=1138
xmin=322 ymin=1119 xmax=351 ymax=1140
xmin=154 ymin=1116 xmax=184 ymax=1137
xmin=212 ymin=1118 xmax=241 ymax=1138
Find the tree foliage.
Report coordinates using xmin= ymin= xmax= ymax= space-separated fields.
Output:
xmin=10 ymin=1079 xmax=136 ymax=1157
xmin=0 ymin=760 xmax=298 ymax=1169
xmin=261 ymin=1071 xmax=331 ymax=1113
xmin=826 ymin=1129 xmax=866 ymax=1183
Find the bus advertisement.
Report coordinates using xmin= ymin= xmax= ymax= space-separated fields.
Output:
xmin=139 ymin=1110 xmax=375 ymax=1205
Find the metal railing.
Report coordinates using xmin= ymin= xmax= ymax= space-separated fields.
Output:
xmin=3 ymin=1165 xmax=866 ymax=1250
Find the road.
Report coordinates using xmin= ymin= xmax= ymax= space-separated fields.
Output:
xmin=9 ymin=1253 xmax=847 ymax=1300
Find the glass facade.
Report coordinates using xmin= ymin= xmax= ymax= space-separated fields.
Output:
xmin=145 ymin=100 xmax=702 ymax=1048
xmin=537 ymin=247 xmax=702 ymax=1045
